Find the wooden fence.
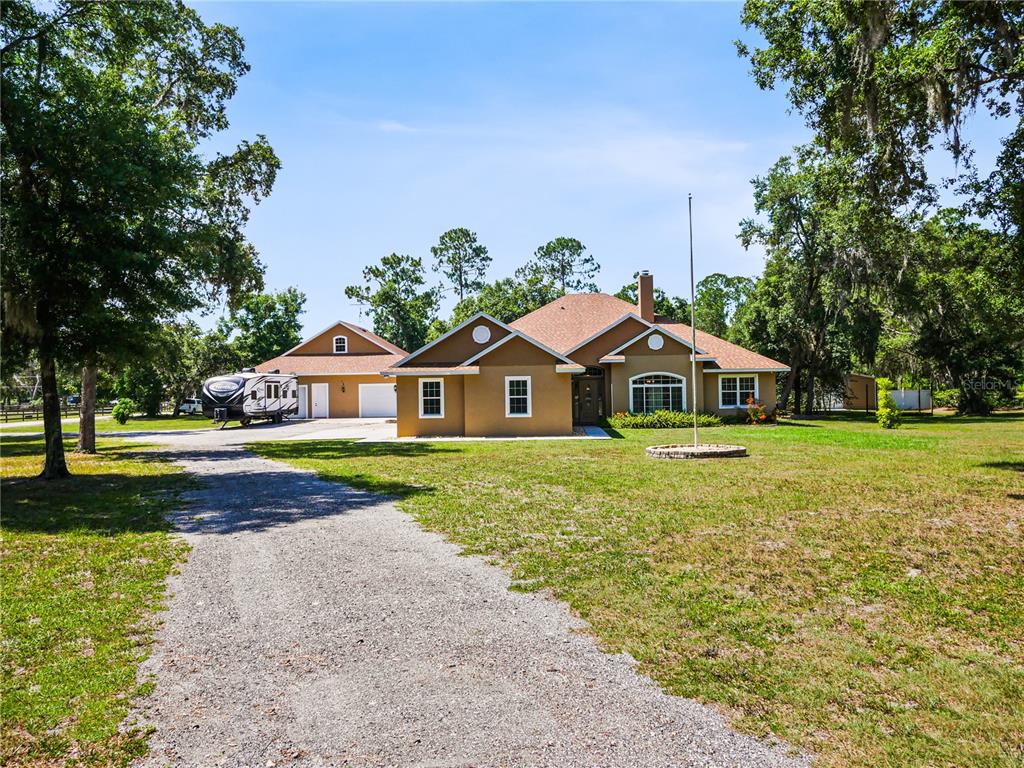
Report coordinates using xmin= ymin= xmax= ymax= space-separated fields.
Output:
xmin=0 ymin=405 xmax=113 ymax=423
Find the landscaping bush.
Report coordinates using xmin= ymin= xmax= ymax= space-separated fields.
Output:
xmin=875 ymin=378 xmax=901 ymax=429
xmin=606 ymin=410 xmax=722 ymax=429
xmin=745 ymin=396 xmax=775 ymax=425
xmin=932 ymin=388 xmax=960 ymax=409
xmin=111 ymin=399 xmax=136 ymax=425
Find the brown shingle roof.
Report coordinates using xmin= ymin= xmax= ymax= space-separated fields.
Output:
xmin=510 ymin=293 xmax=640 ymax=354
xmin=256 ymin=354 xmax=404 ymax=375
xmin=509 ymin=292 xmax=788 ymax=371
xmin=655 ymin=318 xmax=788 ymax=371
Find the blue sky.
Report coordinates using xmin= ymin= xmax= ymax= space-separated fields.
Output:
xmin=194 ymin=2 xmax=999 ymax=338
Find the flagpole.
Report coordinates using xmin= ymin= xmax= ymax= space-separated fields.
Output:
xmin=688 ymin=193 xmax=698 ymax=449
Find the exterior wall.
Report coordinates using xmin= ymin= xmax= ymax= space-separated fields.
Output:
xmin=464 ymin=364 xmax=572 ymax=436
xmin=407 ymin=317 xmax=509 ymax=366
xmin=394 ymin=335 xmax=574 ymax=437
xmin=296 ymin=374 xmax=394 ymax=418
xmin=291 ymin=323 xmax=390 ymax=356
xmin=701 ymin=371 xmax=778 ymax=415
xmin=395 ymin=375 xmax=466 ymax=437
xmin=570 ymin=316 xmax=649 ymax=366
xmin=844 ymin=374 xmax=877 ymax=411
xmin=610 ymin=354 xmax=701 ymax=414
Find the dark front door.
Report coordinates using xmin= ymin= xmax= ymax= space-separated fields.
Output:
xmin=573 ymin=376 xmax=604 ymax=425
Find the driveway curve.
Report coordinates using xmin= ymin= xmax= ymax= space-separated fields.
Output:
xmin=129 ymin=434 xmax=805 ymax=767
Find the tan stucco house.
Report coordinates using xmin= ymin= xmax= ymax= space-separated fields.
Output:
xmin=256 ymin=321 xmax=406 ymax=418
xmin=385 ymin=271 xmax=789 ymax=437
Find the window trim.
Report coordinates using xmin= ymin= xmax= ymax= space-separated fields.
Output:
xmin=504 ymin=375 xmax=532 ymax=418
xmin=333 ymin=335 xmax=348 ymax=354
xmin=628 ymin=371 xmax=687 ymax=413
xmin=418 ymin=377 xmax=444 ymax=419
xmin=718 ymin=373 xmax=759 ymax=409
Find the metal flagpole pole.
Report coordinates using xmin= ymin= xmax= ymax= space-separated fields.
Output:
xmin=688 ymin=193 xmax=698 ymax=449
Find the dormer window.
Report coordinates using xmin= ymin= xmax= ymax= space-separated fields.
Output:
xmin=333 ymin=335 xmax=348 ymax=354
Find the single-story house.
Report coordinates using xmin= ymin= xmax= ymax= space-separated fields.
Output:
xmin=384 ymin=271 xmax=789 ymax=437
xmin=256 ymin=321 xmax=406 ymax=418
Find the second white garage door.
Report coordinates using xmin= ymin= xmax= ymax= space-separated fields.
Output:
xmin=358 ymin=383 xmax=397 ymax=418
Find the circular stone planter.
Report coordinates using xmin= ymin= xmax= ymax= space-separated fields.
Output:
xmin=645 ymin=443 xmax=748 ymax=460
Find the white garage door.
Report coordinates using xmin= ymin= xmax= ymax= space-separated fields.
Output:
xmin=359 ymin=383 xmax=397 ymax=418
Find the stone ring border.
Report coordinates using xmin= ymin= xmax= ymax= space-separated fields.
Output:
xmin=645 ymin=444 xmax=748 ymax=459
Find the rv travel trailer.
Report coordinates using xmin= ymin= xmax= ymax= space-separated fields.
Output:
xmin=201 ymin=369 xmax=298 ymax=426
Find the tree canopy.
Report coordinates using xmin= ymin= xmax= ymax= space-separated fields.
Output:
xmin=225 ymin=287 xmax=306 ymax=366
xmin=518 ymin=237 xmax=599 ymax=293
xmin=1 ymin=0 xmax=278 ymax=476
xmin=430 ymin=228 xmax=491 ymax=303
xmin=694 ymin=273 xmax=755 ymax=338
xmin=345 ymin=254 xmax=439 ymax=352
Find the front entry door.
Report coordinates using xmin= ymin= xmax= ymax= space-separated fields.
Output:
xmin=573 ymin=377 xmax=603 ymax=425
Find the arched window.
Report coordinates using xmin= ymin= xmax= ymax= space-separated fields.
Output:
xmin=333 ymin=335 xmax=348 ymax=354
xmin=629 ymin=372 xmax=686 ymax=413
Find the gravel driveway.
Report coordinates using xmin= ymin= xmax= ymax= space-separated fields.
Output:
xmin=129 ymin=440 xmax=806 ymax=768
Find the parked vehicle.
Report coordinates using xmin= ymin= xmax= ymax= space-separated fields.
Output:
xmin=178 ymin=397 xmax=203 ymax=415
xmin=67 ymin=394 xmax=80 ymax=407
xmin=201 ymin=369 xmax=298 ymax=426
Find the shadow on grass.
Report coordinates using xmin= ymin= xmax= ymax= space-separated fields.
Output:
xmin=1 ymin=463 xmax=189 ymax=536
xmin=131 ymin=439 xmax=458 ymax=536
xmin=980 ymin=460 xmax=1024 ymax=473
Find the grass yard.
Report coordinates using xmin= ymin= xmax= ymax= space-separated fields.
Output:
xmin=0 ymin=414 xmax=214 ymax=435
xmin=252 ymin=413 xmax=1024 ymax=768
xmin=0 ymin=435 xmax=190 ymax=767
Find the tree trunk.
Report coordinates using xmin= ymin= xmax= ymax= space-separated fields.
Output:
xmin=793 ymin=370 xmax=802 ymax=414
xmin=39 ymin=347 xmax=70 ymax=479
xmin=778 ymin=364 xmax=800 ymax=411
xmin=804 ymin=374 xmax=815 ymax=415
xmin=76 ymin=364 xmax=97 ymax=453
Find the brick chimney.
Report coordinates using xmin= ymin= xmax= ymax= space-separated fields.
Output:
xmin=637 ymin=270 xmax=654 ymax=322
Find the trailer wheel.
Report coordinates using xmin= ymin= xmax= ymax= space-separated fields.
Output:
xmin=273 ymin=413 xmax=284 ymax=424
xmin=240 ymin=417 xmax=251 ymax=427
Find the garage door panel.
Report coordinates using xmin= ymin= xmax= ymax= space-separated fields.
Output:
xmin=359 ymin=383 xmax=397 ymax=418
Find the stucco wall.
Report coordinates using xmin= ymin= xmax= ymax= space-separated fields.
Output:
xmin=396 ymin=375 xmax=466 ymax=437
xmin=464 ymin=364 xmax=572 ymax=436
xmin=296 ymin=374 xmax=394 ymax=418
xmin=701 ymin=371 xmax=778 ymax=415
xmin=844 ymin=374 xmax=877 ymax=411
xmin=571 ymin=316 xmax=649 ymax=366
xmin=408 ymin=317 xmax=509 ymax=366
xmin=609 ymin=355 xmax=703 ymax=414
xmin=291 ymin=323 xmax=391 ymax=356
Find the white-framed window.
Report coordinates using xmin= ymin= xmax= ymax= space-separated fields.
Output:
xmin=505 ymin=376 xmax=532 ymax=418
xmin=418 ymin=378 xmax=444 ymax=419
xmin=719 ymin=374 xmax=758 ymax=408
xmin=629 ymin=372 xmax=686 ymax=413
xmin=333 ymin=335 xmax=348 ymax=354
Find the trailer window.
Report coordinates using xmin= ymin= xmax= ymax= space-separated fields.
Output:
xmin=250 ymin=390 xmax=258 ymax=401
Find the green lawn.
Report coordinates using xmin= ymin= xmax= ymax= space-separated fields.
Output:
xmin=0 ymin=414 xmax=214 ymax=434
xmin=0 ymin=436 xmax=190 ymax=767
xmin=251 ymin=413 xmax=1024 ymax=768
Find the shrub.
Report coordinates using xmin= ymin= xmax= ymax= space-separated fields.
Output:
xmin=606 ymin=410 xmax=722 ymax=429
xmin=931 ymin=388 xmax=959 ymax=409
xmin=745 ymin=396 xmax=775 ymax=425
xmin=876 ymin=390 xmax=902 ymax=429
xmin=111 ymin=398 xmax=136 ymax=425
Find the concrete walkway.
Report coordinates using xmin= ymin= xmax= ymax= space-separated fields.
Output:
xmin=128 ymin=439 xmax=805 ymax=768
